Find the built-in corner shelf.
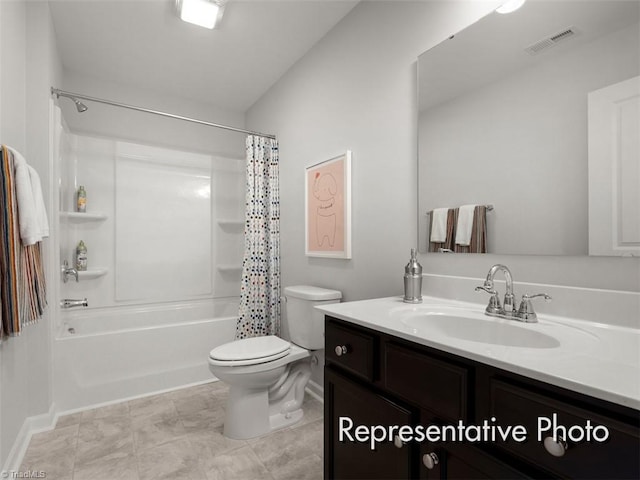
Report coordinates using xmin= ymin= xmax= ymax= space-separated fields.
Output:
xmin=60 ymin=211 xmax=108 ymax=222
xmin=77 ymin=269 xmax=108 ymax=280
xmin=217 ymin=265 xmax=243 ymax=274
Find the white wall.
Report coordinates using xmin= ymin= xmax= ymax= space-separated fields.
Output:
xmin=246 ymin=0 xmax=640 ymax=390
xmin=247 ymin=1 xmax=505 ymax=300
xmin=0 ymin=0 xmax=62 ymax=470
xmin=246 ymin=1 xmax=504 ymax=296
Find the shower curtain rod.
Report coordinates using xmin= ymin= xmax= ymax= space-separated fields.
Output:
xmin=50 ymin=87 xmax=276 ymax=140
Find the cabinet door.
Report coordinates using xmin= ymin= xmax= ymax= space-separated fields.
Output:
xmin=325 ymin=367 xmax=415 ymax=479
xmin=417 ymin=412 xmax=531 ymax=480
xmin=489 ymin=379 xmax=640 ymax=479
xmin=440 ymin=444 xmax=532 ymax=480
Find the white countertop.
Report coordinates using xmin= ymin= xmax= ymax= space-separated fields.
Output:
xmin=317 ymin=296 xmax=640 ymax=411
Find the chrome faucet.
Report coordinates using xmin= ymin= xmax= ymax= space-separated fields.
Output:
xmin=475 ymin=264 xmax=551 ymax=323
xmin=60 ymin=298 xmax=88 ymax=309
xmin=61 ymin=260 xmax=79 ymax=283
xmin=475 ymin=264 xmax=515 ymax=313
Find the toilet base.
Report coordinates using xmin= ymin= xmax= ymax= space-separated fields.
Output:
xmin=269 ymin=407 xmax=304 ymax=432
xmin=222 ymin=385 xmax=305 ymax=440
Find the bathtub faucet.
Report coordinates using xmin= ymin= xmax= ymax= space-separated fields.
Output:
xmin=60 ymin=298 xmax=88 ymax=309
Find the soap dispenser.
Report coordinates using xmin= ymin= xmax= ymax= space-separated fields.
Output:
xmin=403 ymin=248 xmax=423 ymax=303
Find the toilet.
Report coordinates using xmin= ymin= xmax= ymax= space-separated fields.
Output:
xmin=208 ymin=285 xmax=341 ymax=439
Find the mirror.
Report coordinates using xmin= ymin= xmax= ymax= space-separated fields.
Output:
xmin=417 ymin=0 xmax=639 ymax=255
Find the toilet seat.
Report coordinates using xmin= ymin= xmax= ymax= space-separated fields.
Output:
xmin=209 ymin=336 xmax=291 ymax=367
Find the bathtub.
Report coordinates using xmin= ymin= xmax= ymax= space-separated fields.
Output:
xmin=54 ymin=298 xmax=238 ymax=412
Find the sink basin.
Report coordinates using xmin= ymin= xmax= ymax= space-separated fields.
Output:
xmin=395 ymin=305 xmax=597 ymax=350
xmin=402 ymin=312 xmax=560 ymax=348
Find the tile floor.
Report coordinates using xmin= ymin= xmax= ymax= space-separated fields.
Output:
xmin=19 ymin=382 xmax=324 ymax=480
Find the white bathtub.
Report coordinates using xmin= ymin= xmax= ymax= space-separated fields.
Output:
xmin=54 ymin=299 xmax=238 ymax=412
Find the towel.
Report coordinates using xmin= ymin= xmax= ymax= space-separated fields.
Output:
xmin=1 ymin=146 xmax=21 ymax=337
xmin=7 ymin=147 xmax=49 ymax=245
xmin=428 ymin=208 xmax=456 ymax=252
xmin=455 ymin=204 xmax=477 ymax=246
xmin=1 ymin=146 xmax=48 ymax=340
xmin=28 ymin=166 xmax=49 ymax=241
xmin=430 ymin=208 xmax=449 ymax=242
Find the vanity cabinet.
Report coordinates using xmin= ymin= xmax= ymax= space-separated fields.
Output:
xmin=325 ymin=368 xmax=415 ymax=479
xmin=324 ymin=317 xmax=640 ymax=479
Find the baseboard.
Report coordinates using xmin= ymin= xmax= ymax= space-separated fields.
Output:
xmin=1 ymin=402 xmax=56 ymax=476
xmin=2 ymin=379 xmax=220 ymax=475
xmin=305 ymin=380 xmax=324 ymax=403
xmin=54 ymin=379 xmax=218 ymax=419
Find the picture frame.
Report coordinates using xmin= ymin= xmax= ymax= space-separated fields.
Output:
xmin=305 ymin=151 xmax=352 ymax=259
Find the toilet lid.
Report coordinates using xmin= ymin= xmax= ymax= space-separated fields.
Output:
xmin=209 ymin=336 xmax=291 ymax=365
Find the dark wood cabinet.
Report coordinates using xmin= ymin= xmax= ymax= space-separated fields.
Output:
xmin=324 ymin=316 xmax=640 ymax=480
xmin=325 ymin=367 xmax=415 ymax=479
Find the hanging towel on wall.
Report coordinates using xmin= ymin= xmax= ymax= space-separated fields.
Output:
xmin=429 ymin=208 xmax=449 ymax=243
xmin=455 ymin=204 xmax=477 ymax=246
xmin=0 ymin=145 xmax=48 ymax=340
xmin=1 ymin=146 xmax=22 ymax=338
xmin=455 ymin=205 xmax=487 ymax=254
xmin=8 ymin=146 xmax=49 ymax=245
xmin=428 ymin=208 xmax=456 ymax=252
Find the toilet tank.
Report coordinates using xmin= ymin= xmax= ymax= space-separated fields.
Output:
xmin=284 ymin=285 xmax=342 ymax=350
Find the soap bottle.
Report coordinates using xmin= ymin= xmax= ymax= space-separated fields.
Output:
xmin=403 ymin=248 xmax=423 ymax=303
xmin=76 ymin=240 xmax=88 ymax=271
xmin=76 ymin=185 xmax=86 ymax=213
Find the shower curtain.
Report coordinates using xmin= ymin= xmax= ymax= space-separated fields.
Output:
xmin=235 ymin=135 xmax=281 ymax=339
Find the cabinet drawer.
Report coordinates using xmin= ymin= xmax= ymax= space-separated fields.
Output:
xmin=325 ymin=319 xmax=376 ymax=382
xmin=490 ymin=379 xmax=640 ymax=479
xmin=385 ymin=343 xmax=469 ymax=423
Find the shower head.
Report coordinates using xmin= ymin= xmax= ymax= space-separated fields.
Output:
xmin=73 ymin=97 xmax=88 ymax=113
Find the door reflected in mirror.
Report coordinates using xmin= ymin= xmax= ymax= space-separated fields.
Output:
xmin=417 ymin=0 xmax=639 ymax=256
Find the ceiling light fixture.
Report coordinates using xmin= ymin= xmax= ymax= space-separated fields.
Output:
xmin=176 ymin=0 xmax=225 ymax=29
xmin=496 ymin=0 xmax=526 ymax=14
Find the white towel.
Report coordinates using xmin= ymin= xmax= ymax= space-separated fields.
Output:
xmin=455 ymin=204 xmax=477 ymax=246
xmin=29 ymin=166 xmax=49 ymax=241
xmin=8 ymin=146 xmax=49 ymax=246
xmin=430 ymin=208 xmax=449 ymax=243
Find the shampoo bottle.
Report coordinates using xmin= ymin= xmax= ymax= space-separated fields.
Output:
xmin=76 ymin=240 xmax=88 ymax=271
xmin=76 ymin=185 xmax=86 ymax=213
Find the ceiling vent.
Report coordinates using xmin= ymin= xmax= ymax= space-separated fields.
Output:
xmin=525 ymin=27 xmax=577 ymax=55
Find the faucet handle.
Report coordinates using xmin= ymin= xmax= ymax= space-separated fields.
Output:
xmin=517 ymin=293 xmax=552 ymax=322
xmin=475 ymin=285 xmax=496 ymax=295
xmin=61 ymin=260 xmax=79 ymax=283
xmin=522 ymin=293 xmax=552 ymax=302
xmin=475 ymin=285 xmax=503 ymax=315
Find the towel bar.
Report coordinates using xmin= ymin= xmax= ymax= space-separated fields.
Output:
xmin=426 ymin=204 xmax=494 ymax=215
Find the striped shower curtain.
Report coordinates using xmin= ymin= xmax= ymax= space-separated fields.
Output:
xmin=235 ymin=136 xmax=280 ymax=339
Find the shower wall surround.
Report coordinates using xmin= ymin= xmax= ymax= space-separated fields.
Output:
xmin=59 ymin=130 xmax=245 ymax=308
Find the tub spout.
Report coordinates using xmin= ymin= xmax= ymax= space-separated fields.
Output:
xmin=60 ymin=298 xmax=88 ymax=309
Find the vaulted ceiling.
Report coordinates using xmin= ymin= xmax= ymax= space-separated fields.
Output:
xmin=49 ymin=0 xmax=358 ymax=112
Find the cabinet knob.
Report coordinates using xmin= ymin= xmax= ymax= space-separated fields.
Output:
xmin=334 ymin=345 xmax=348 ymax=356
xmin=393 ymin=435 xmax=405 ymax=449
xmin=544 ymin=436 xmax=568 ymax=457
xmin=422 ymin=452 xmax=439 ymax=469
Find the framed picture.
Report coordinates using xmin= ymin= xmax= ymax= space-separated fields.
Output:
xmin=305 ymin=151 xmax=352 ymax=259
